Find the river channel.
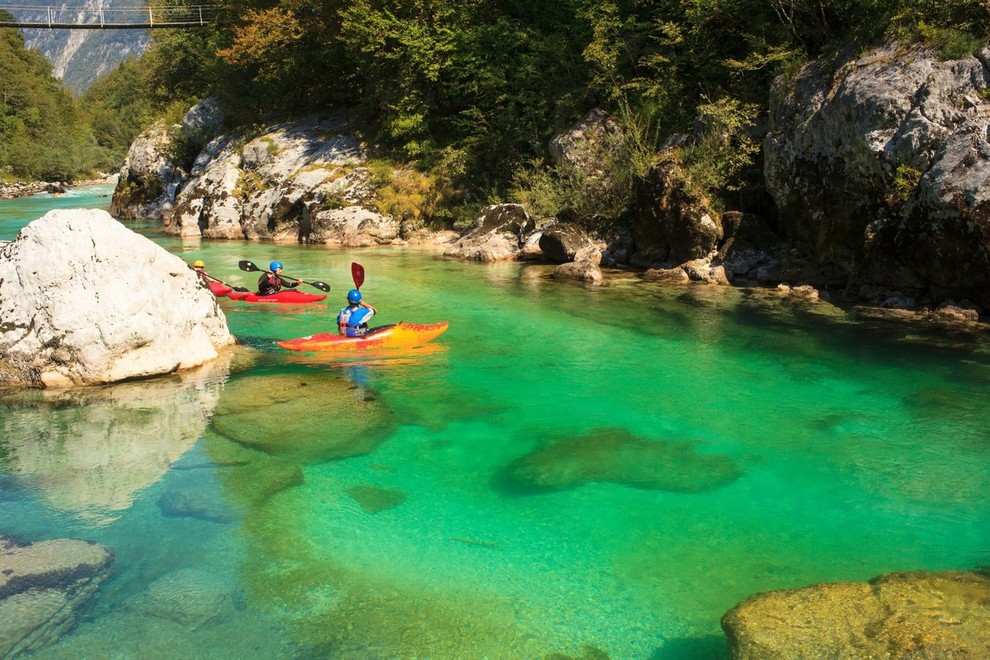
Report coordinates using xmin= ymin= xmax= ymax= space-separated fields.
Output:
xmin=2 ymin=187 xmax=989 ymax=658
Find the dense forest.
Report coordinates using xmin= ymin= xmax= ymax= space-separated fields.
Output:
xmin=2 ymin=1 xmax=988 ymax=222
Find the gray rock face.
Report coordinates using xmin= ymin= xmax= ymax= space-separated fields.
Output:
xmin=633 ymin=156 xmax=723 ymax=266
xmin=764 ymin=41 xmax=990 ymax=305
xmin=0 ymin=534 xmax=114 ymax=658
xmin=548 ymin=108 xmax=621 ymax=174
xmin=445 ymin=204 xmax=533 ymax=261
xmin=161 ymin=116 xmax=384 ymax=243
xmin=538 ymin=222 xmax=600 ymax=263
xmin=0 ymin=209 xmax=234 ymax=387
xmin=110 ymin=121 xmax=185 ymax=221
xmin=20 ymin=0 xmax=149 ymax=94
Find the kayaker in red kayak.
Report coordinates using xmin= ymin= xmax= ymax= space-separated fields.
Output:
xmin=337 ymin=289 xmax=378 ymax=336
xmin=192 ymin=259 xmax=222 ymax=286
xmin=192 ymin=259 xmax=209 ymax=282
xmin=258 ymin=261 xmax=302 ymax=295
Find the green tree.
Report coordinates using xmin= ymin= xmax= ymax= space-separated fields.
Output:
xmin=0 ymin=17 xmax=107 ymax=180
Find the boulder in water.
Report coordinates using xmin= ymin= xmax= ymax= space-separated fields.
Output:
xmin=0 ymin=209 xmax=235 ymax=388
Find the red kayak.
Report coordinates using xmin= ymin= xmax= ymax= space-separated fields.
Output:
xmin=208 ymin=280 xmax=233 ymax=297
xmin=279 ymin=322 xmax=449 ymax=351
xmin=228 ymin=290 xmax=327 ymax=304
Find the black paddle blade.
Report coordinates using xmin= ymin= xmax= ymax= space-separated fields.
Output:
xmin=306 ymin=281 xmax=332 ymax=293
xmin=238 ymin=260 xmax=261 ymax=272
xmin=232 ymin=286 xmax=251 ymax=292
xmin=351 ymin=262 xmax=365 ymax=289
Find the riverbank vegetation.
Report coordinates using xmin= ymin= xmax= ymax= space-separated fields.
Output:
xmin=0 ymin=12 xmax=107 ymax=182
xmin=3 ymin=1 xmax=988 ymax=216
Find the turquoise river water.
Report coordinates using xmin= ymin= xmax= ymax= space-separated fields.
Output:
xmin=1 ymin=186 xmax=989 ymax=658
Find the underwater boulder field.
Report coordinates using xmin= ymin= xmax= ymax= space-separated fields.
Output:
xmin=1 ymin=188 xmax=989 ymax=658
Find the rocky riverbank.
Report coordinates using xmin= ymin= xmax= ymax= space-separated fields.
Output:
xmin=0 ymin=174 xmax=118 ymax=200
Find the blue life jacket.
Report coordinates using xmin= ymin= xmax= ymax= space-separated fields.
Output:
xmin=337 ymin=305 xmax=375 ymax=337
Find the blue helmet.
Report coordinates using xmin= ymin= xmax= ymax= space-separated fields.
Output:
xmin=347 ymin=289 xmax=362 ymax=304
xmin=270 ymin=261 xmax=284 ymax=272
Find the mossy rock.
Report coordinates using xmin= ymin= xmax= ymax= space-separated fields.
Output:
xmin=210 ymin=372 xmax=394 ymax=463
xmin=722 ymin=570 xmax=990 ymax=659
xmin=496 ymin=427 xmax=743 ymax=495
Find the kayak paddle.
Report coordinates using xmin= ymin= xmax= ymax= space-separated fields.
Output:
xmin=351 ymin=262 xmax=365 ymax=289
xmin=190 ymin=266 xmax=250 ymax=292
xmin=238 ymin=260 xmax=332 ymax=293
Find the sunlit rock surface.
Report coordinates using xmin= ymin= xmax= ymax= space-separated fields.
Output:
xmin=722 ymin=570 xmax=990 ymax=659
xmin=163 ymin=116 xmax=378 ymax=242
xmin=0 ymin=535 xmax=114 ymax=658
xmin=0 ymin=209 xmax=234 ymax=387
xmin=0 ymin=358 xmax=231 ymax=523
xmin=445 ymin=204 xmax=533 ymax=262
xmin=495 ymin=427 xmax=743 ymax=494
xmin=210 ymin=371 xmax=395 ymax=463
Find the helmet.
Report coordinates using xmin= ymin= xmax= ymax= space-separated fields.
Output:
xmin=347 ymin=289 xmax=362 ymax=304
xmin=270 ymin=261 xmax=284 ymax=272
xmin=192 ymin=259 xmax=205 ymax=268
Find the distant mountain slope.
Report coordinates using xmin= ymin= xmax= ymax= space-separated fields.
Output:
xmin=19 ymin=0 xmax=149 ymax=94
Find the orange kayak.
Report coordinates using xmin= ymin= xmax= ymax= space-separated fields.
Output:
xmin=278 ymin=322 xmax=449 ymax=352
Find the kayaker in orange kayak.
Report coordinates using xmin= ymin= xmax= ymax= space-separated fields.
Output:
xmin=337 ymin=289 xmax=378 ymax=336
xmin=258 ymin=261 xmax=302 ymax=295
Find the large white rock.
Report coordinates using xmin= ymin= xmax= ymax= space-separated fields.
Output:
xmin=0 ymin=209 xmax=235 ymax=387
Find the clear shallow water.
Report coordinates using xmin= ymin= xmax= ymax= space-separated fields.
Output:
xmin=1 ymin=190 xmax=990 ymax=658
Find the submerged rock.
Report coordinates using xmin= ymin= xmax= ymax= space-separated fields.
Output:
xmin=0 ymin=209 xmax=234 ymax=388
xmin=0 ymin=534 xmax=114 ymax=658
xmin=495 ymin=427 xmax=743 ymax=494
xmin=210 ymin=372 xmax=394 ymax=463
xmin=721 ymin=570 xmax=990 ymax=659
xmin=346 ymin=485 xmax=406 ymax=514
xmin=158 ymin=489 xmax=237 ymax=523
xmin=128 ymin=568 xmax=237 ymax=629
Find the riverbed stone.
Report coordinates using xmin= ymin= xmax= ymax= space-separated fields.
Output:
xmin=0 ymin=209 xmax=234 ymax=388
xmin=209 ymin=372 xmax=395 ymax=463
xmin=0 ymin=534 xmax=114 ymax=658
xmin=552 ymin=259 xmax=604 ymax=285
xmin=346 ymin=485 xmax=406 ymax=513
xmin=128 ymin=568 xmax=237 ymax=630
xmin=721 ymin=570 xmax=990 ymax=659
xmin=496 ymin=427 xmax=743 ymax=494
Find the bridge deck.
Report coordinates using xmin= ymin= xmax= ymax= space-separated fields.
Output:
xmin=0 ymin=4 xmax=219 ymax=29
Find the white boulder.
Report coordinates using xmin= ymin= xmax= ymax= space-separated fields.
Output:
xmin=0 ymin=209 xmax=235 ymax=388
